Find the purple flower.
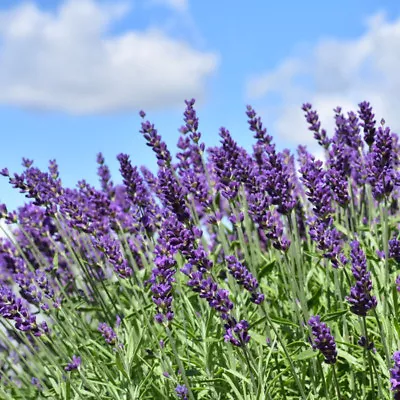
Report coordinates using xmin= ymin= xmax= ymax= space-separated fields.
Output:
xmin=96 ymin=153 xmax=114 ymax=195
xmin=183 ymin=267 xmax=233 ymax=320
xmin=65 ymin=355 xmax=81 ymax=372
xmin=224 ymin=318 xmax=251 ymax=347
xmin=31 ymin=377 xmax=41 ymax=389
xmin=209 ymin=127 xmax=251 ymax=200
xmin=346 ymin=241 xmax=377 ymax=316
xmin=367 ymin=125 xmax=397 ymax=201
xmin=157 ymin=168 xmax=190 ymax=223
xmin=93 ymin=234 xmax=132 ymax=279
xmin=308 ymin=315 xmax=337 ymax=364
xmin=308 ymin=217 xmax=346 ymax=268
xmin=389 ymin=238 xmax=400 ymax=262
xmin=140 ymin=119 xmax=172 ymax=167
xmin=179 ymin=98 xmax=201 ymax=144
xmin=390 ymin=351 xmax=400 ymax=394
xmin=246 ymin=106 xmax=296 ymax=214
xmin=358 ymin=101 xmax=376 ymax=147
xmin=175 ymin=384 xmax=189 ymax=399
xmin=302 ymin=103 xmax=331 ymax=149
xmin=246 ymin=105 xmax=273 ymax=146
xmin=298 ymin=147 xmax=334 ymax=221
xmin=98 ymin=322 xmax=117 ymax=345
xmin=326 ymin=142 xmax=351 ymax=208
xmin=117 ymin=153 xmax=157 ymax=231
xmin=149 ymin=215 xmax=180 ymax=323
xmin=0 ymin=285 xmax=49 ymax=336
xmin=225 ymin=256 xmax=264 ymax=304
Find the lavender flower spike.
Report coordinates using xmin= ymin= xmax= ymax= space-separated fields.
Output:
xmin=390 ymin=351 xmax=400 ymax=395
xmin=225 ymin=256 xmax=264 ymax=304
xmin=98 ymin=322 xmax=117 ymax=345
xmin=358 ymin=101 xmax=376 ymax=147
xmin=175 ymin=384 xmax=189 ymax=400
xmin=308 ymin=315 xmax=337 ymax=364
xmin=346 ymin=240 xmax=377 ymax=316
xmin=65 ymin=355 xmax=81 ymax=371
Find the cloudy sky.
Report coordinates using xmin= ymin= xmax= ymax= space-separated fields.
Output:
xmin=0 ymin=0 xmax=399 ymax=208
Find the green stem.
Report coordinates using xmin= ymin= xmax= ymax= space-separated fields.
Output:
xmin=332 ymin=365 xmax=341 ymax=400
xmin=261 ymin=307 xmax=306 ymax=400
xmin=362 ymin=317 xmax=376 ymax=400
xmin=166 ymin=326 xmax=195 ymax=400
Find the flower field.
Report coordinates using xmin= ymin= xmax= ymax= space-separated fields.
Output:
xmin=0 ymin=99 xmax=399 ymax=399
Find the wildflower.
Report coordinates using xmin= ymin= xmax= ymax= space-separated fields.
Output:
xmin=149 ymin=215 xmax=181 ymax=323
xmin=367 ymin=125 xmax=397 ymax=201
xmin=98 ymin=322 xmax=117 ymax=345
xmin=308 ymin=315 xmax=337 ymax=364
xmin=390 ymin=351 xmax=400 ymax=394
xmin=209 ymin=127 xmax=250 ymax=200
xmin=96 ymin=152 xmax=114 ymax=195
xmin=224 ymin=318 xmax=251 ymax=347
xmin=31 ymin=377 xmax=41 ymax=389
xmin=175 ymin=384 xmax=188 ymax=399
xmin=0 ymin=285 xmax=49 ymax=336
xmin=65 ymin=355 xmax=81 ymax=372
xmin=346 ymin=241 xmax=377 ymax=316
xmin=93 ymin=234 xmax=132 ymax=279
xmin=389 ymin=238 xmax=400 ymax=262
xmin=302 ymin=103 xmax=331 ymax=149
xmin=225 ymin=256 xmax=264 ymax=304
xmin=140 ymin=119 xmax=172 ymax=167
xmin=358 ymin=101 xmax=376 ymax=147
xmin=157 ymin=167 xmax=190 ymax=223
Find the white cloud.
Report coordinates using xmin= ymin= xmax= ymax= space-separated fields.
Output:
xmin=246 ymin=11 xmax=400 ymax=151
xmin=0 ymin=0 xmax=217 ymax=114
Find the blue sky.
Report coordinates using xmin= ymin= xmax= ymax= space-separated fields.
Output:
xmin=0 ymin=0 xmax=400 ymax=209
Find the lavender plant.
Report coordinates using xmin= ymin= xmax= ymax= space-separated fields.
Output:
xmin=0 ymin=99 xmax=400 ymax=399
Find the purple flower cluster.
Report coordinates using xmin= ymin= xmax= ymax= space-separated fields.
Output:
xmin=367 ymin=125 xmax=398 ymax=201
xmin=302 ymin=103 xmax=331 ymax=149
xmin=93 ymin=234 xmax=132 ymax=279
xmin=358 ymin=101 xmax=376 ymax=147
xmin=299 ymin=147 xmax=347 ymax=267
xmin=117 ymin=153 xmax=157 ymax=232
xmin=209 ymin=127 xmax=250 ymax=200
xmin=246 ymin=106 xmax=296 ymax=215
xmin=2 ymin=98 xmax=400 ymax=396
xmin=175 ymin=384 xmax=189 ymax=399
xmin=96 ymin=153 xmax=114 ymax=195
xmin=391 ymin=351 xmax=400 ymax=394
xmin=308 ymin=315 xmax=337 ymax=364
xmin=65 ymin=355 xmax=81 ymax=372
xmin=98 ymin=322 xmax=117 ymax=345
xmin=140 ymin=115 xmax=172 ymax=168
xmin=346 ymin=241 xmax=377 ymax=316
xmin=389 ymin=238 xmax=400 ymax=262
xmin=0 ymin=285 xmax=49 ymax=336
xmin=223 ymin=319 xmax=251 ymax=347
xmin=225 ymin=256 xmax=264 ymax=304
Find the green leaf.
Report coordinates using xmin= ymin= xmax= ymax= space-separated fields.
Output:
xmin=339 ymin=350 xmax=363 ymax=370
xmin=321 ymin=309 xmax=348 ymax=322
xmin=293 ymin=348 xmax=317 ymax=361
xmin=115 ymin=352 xmax=129 ymax=379
xmin=269 ymin=316 xmax=299 ymax=328
xmin=258 ymin=259 xmax=276 ymax=279
xmin=65 ymin=379 xmax=71 ymax=400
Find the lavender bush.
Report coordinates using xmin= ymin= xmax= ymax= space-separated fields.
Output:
xmin=0 ymin=99 xmax=400 ymax=399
